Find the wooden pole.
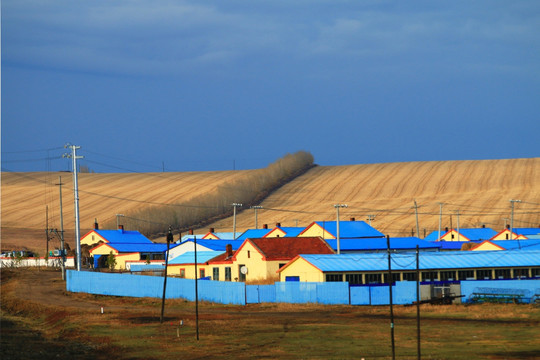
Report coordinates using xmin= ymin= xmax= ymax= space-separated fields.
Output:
xmin=387 ymin=235 xmax=396 ymax=360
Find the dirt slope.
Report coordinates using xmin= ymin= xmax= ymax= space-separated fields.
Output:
xmin=2 ymin=158 xmax=539 ymax=252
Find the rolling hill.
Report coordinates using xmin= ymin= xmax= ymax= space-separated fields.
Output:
xmin=2 ymin=158 xmax=539 ymax=253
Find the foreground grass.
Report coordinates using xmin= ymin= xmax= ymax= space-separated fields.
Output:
xmin=2 ymin=269 xmax=539 ymax=360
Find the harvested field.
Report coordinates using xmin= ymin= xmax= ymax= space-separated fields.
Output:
xmin=1 ymin=269 xmax=539 ymax=359
xmin=2 ymin=158 xmax=539 ymax=252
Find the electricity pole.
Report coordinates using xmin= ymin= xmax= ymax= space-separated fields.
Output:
xmin=510 ymin=199 xmax=521 ymax=241
xmin=56 ymin=176 xmax=66 ymax=280
xmin=456 ymin=210 xmax=460 ymax=242
xmin=46 ymin=205 xmax=50 ymax=265
xmin=367 ymin=214 xmax=375 ymax=226
xmin=250 ymin=206 xmax=263 ymax=229
xmin=334 ymin=204 xmax=348 ymax=255
xmin=232 ymin=203 xmax=242 ymax=239
xmin=413 ymin=200 xmax=420 ymax=238
xmin=438 ymin=202 xmax=444 ymax=242
xmin=64 ymin=144 xmax=83 ymax=271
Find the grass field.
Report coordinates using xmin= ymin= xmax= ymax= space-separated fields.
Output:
xmin=2 ymin=269 xmax=539 ymax=360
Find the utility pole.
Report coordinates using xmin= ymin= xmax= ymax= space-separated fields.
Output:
xmin=334 ymin=204 xmax=348 ymax=255
xmin=456 ymin=210 xmax=460 ymax=242
xmin=510 ymin=199 xmax=521 ymax=242
xmin=416 ymin=245 xmax=421 ymax=360
xmin=46 ymin=205 xmax=50 ymax=265
xmin=63 ymin=144 xmax=83 ymax=271
xmin=161 ymin=226 xmax=173 ymax=324
xmin=232 ymin=203 xmax=242 ymax=239
xmin=250 ymin=206 xmax=263 ymax=229
xmin=386 ymin=235 xmax=396 ymax=360
xmin=438 ymin=202 xmax=444 ymax=242
xmin=413 ymin=200 xmax=420 ymax=238
xmin=367 ymin=214 xmax=375 ymax=226
xmin=56 ymin=176 xmax=66 ymax=280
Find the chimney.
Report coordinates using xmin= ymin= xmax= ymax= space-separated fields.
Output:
xmin=94 ymin=219 xmax=99 ymax=230
xmin=263 ymin=224 xmax=268 ymax=229
xmin=445 ymin=227 xmax=449 ymax=232
xmin=189 ymin=229 xmax=193 ymax=235
xmin=276 ymin=222 xmax=281 ymax=228
xmin=209 ymin=227 xmax=215 ymax=233
xmin=118 ymin=224 xmax=124 ymax=232
xmin=506 ymin=224 xmax=510 ymax=229
xmin=482 ymin=224 xmax=485 ymax=228
xmin=350 ymin=217 xmax=355 ymax=222
xmin=226 ymin=244 xmax=233 ymax=258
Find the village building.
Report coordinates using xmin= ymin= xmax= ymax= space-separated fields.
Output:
xmin=89 ymin=242 xmax=168 ymax=270
xmin=81 ymin=224 xmax=153 ymax=247
xmin=298 ymin=220 xmax=385 ymax=240
xmin=278 ymin=250 xmax=540 ymax=284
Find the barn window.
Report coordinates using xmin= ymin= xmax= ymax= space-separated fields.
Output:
xmin=513 ymin=268 xmax=528 ymax=279
xmin=440 ymin=271 xmax=457 ymax=281
xmin=345 ymin=274 xmax=363 ymax=285
xmin=325 ymin=274 xmax=343 ymax=282
xmin=365 ymin=273 xmax=382 ymax=284
xmin=421 ymin=271 xmax=438 ymax=282
xmin=495 ymin=269 xmax=511 ymax=279
xmin=383 ymin=273 xmax=401 ymax=284
xmin=476 ymin=269 xmax=492 ymax=280
xmin=458 ymin=270 xmax=475 ymax=280
xmin=531 ymin=268 xmax=540 ymax=278
xmin=402 ymin=272 xmax=417 ymax=281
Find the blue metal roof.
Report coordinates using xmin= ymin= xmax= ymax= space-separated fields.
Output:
xmin=325 ymin=237 xmax=440 ymax=251
xmin=514 ymin=228 xmax=540 ymax=236
xmin=437 ymin=241 xmax=478 ymax=250
xmin=458 ymin=228 xmax=497 ymax=241
xmin=105 ymin=243 xmax=169 ymax=253
xmin=206 ymin=232 xmax=236 ymax=240
xmin=181 ymin=239 xmax=244 ymax=251
xmin=237 ymin=229 xmax=271 ymax=240
xmin=314 ymin=221 xmax=385 ymax=238
xmin=298 ymin=250 xmax=540 ymax=272
xmin=95 ymin=229 xmax=153 ymax=244
xmin=169 ymin=251 xmax=219 ymax=265
xmin=489 ymin=240 xmax=540 ymax=251
xmin=275 ymin=227 xmax=304 ymax=237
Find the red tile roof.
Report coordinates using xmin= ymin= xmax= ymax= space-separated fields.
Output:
xmin=247 ymin=237 xmax=334 ymax=261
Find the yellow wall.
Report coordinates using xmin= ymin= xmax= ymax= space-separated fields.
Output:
xmin=265 ymin=228 xmax=287 ymax=238
xmin=90 ymin=244 xmax=117 ymax=256
xmin=233 ymin=241 xmax=271 ymax=282
xmin=115 ymin=253 xmax=140 ymax=270
xmin=81 ymin=230 xmax=108 ymax=246
xmin=298 ymin=223 xmax=335 ymax=240
xmin=279 ymin=257 xmax=324 ymax=282
xmin=440 ymin=230 xmax=469 ymax=242
xmin=471 ymin=242 xmax=503 ymax=251
xmin=169 ymin=264 xmax=209 ymax=279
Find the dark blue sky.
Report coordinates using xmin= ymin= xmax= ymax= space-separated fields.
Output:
xmin=2 ymin=1 xmax=539 ymax=173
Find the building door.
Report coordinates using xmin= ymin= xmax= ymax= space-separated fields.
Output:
xmin=238 ymin=264 xmax=246 ymax=282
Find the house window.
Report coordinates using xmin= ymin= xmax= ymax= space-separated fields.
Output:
xmin=365 ymin=273 xmax=382 ymax=284
xmin=213 ymin=267 xmax=219 ymax=281
xmin=421 ymin=271 xmax=438 ymax=282
xmin=513 ymin=268 xmax=528 ymax=279
xmin=199 ymin=269 xmax=205 ymax=279
xmin=532 ymin=268 xmax=540 ymax=278
xmin=440 ymin=271 xmax=456 ymax=281
xmin=345 ymin=274 xmax=363 ymax=285
xmin=225 ymin=267 xmax=232 ymax=281
xmin=495 ymin=269 xmax=511 ymax=279
xmin=247 ymin=251 xmax=250 ymax=258
xmin=458 ymin=270 xmax=475 ymax=280
xmin=180 ymin=269 xmax=185 ymax=278
xmin=383 ymin=273 xmax=401 ymax=284
xmin=402 ymin=272 xmax=417 ymax=281
xmin=476 ymin=269 xmax=492 ymax=280
xmin=325 ymin=274 xmax=343 ymax=282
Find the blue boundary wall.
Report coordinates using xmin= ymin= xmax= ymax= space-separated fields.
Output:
xmin=66 ymin=270 xmax=245 ymax=305
xmin=66 ymin=271 xmax=539 ymax=306
xmin=461 ymin=279 xmax=539 ymax=304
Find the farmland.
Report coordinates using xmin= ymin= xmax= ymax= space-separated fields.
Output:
xmin=2 ymin=268 xmax=539 ymax=360
xmin=2 ymin=158 xmax=539 ymax=253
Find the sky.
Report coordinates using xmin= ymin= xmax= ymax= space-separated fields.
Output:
xmin=2 ymin=1 xmax=539 ymax=173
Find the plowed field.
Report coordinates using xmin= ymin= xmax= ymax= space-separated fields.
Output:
xmin=2 ymin=158 xmax=539 ymax=252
